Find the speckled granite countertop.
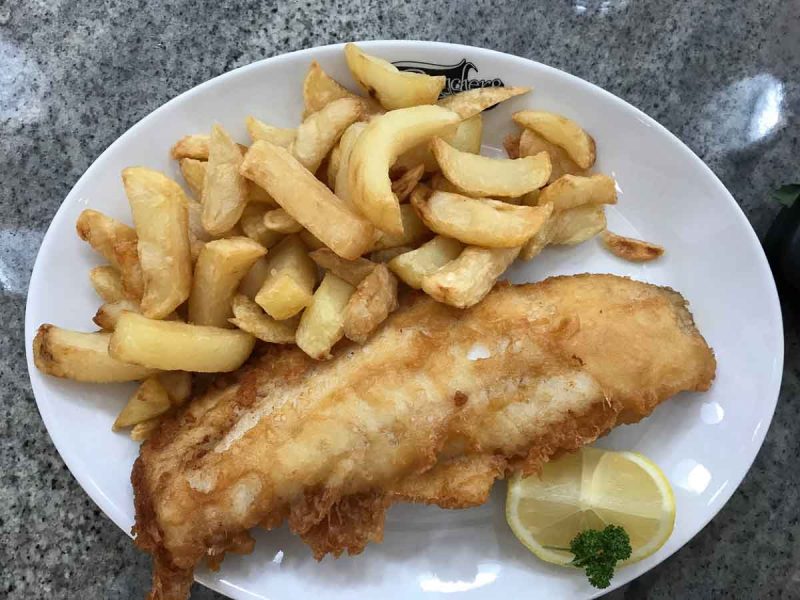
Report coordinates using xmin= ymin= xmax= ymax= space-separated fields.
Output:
xmin=2 ymin=1 xmax=798 ymax=598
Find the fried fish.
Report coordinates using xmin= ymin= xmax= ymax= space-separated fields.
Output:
xmin=132 ymin=274 xmax=715 ymax=599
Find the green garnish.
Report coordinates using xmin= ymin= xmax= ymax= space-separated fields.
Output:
xmin=570 ymin=525 xmax=632 ymax=589
xmin=773 ymin=184 xmax=800 ymax=208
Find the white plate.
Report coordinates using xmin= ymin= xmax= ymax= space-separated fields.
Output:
xmin=24 ymin=41 xmax=783 ymax=599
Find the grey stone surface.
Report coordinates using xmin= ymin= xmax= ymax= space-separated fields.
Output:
xmin=1 ymin=0 xmax=798 ymax=598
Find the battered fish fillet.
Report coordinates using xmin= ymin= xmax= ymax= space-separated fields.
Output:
xmin=132 ymin=274 xmax=715 ymax=599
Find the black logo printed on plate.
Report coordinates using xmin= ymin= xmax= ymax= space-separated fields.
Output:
xmin=392 ymin=59 xmax=505 ymax=101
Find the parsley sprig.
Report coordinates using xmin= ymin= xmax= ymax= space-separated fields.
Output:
xmin=569 ymin=525 xmax=632 ymax=589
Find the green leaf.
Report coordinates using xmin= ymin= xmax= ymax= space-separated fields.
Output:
xmin=570 ymin=525 xmax=632 ymax=589
xmin=773 ymin=184 xmax=800 ymax=208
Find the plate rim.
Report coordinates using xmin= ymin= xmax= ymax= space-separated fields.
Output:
xmin=23 ymin=40 xmax=784 ymax=599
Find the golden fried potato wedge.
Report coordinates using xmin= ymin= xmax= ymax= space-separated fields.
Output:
xmin=76 ymin=209 xmax=137 ymax=264
xmin=538 ymin=174 xmax=617 ymax=212
xmin=179 ymin=158 xmax=206 ymax=200
xmin=413 ymin=190 xmax=551 ymax=248
xmin=344 ymin=43 xmax=445 ymax=110
xmin=188 ymin=237 xmax=266 ymax=327
xmin=421 ymin=246 xmax=520 ymax=308
xmin=303 ymin=60 xmax=364 ymax=116
xmin=438 ymin=86 xmax=531 ymax=119
xmin=122 ymin=167 xmax=192 ymax=318
xmin=309 ymin=248 xmax=376 ymax=286
xmin=263 ymin=208 xmax=303 ymax=234
xmin=93 ymin=299 xmax=140 ymax=330
xmin=432 ymin=138 xmax=551 ymax=197
xmin=229 ymin=294 xmax=298 ymax=343
xmin=33 ymin=325 xmax=156 ymax=382
xmin=601 ymin=230 xmax=664 ymax=262
xmin=110 ymin=312 xmax=255 ymax=372
xmin=391 ymin=164 xmax=425 ymax=203
xmin=245 ymin=116 xmax=296 ymax=148
xmin=171 ymin=134 xmax=211 ymax=160
xmin=394 ymin=113 xmax=482 ymax=173
xmin=89 ymin=266 xmax=128 ymax=303
xmin=333 ymin=121 xmax=368 ymax=207
xmin=343 ymin=264 xmax=399 ymax=343
xmin=295 ymin=272 xmax=355 ymax=360
xmin=241 ymin=140 xmax=375 ymax=259
xmin=513 ymin=110 xmax=596 ymax=169
xmin=113 ymin=376 xmax=172 ymax=431
xmin=291 ymin=97 xmax=363 ymax=172
xmin=348 ymin=105 xmax=460 ymax=234
xmin=518 ymin=128 xmax=585 ymax=182
xmin=201 ymin=125 xmax=248 ymax=235
xmin=550 ymin=204 xmax=607 ymax=245
xmin=371 ymin=202 xmax=431 ymax=250
xmin=388 ymin=235 xmax=464 ymax=289
xmin=254 ymin=234 xmax=317 ymax=320
xmin=111 ymin=238 xmax=145 ymax=300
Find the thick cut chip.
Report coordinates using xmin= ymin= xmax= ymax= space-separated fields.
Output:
xmin=421 ymin=246 xmax=520 ymax=308
xmin=188 ymin=237 xmax=267 ymax=327
xmin=93 ymin=299 xmax=141 ymax=330
xmin=538 ymin=174 xmax=617 ymax=212
xmin=601 ymin=230 xmax=664 ymax=262
xmin=254 ymin=235 xmax=317 ymax=320
xmin=90 ymin=266 xmax=128 ymax=303
xmin=348 ymin=105 xmax=460 ymax=235
xmin=241 ymin=140 xmax=375 ymax=260
xmin=290 ymin=97 xmax=363 ymax=173
xmin=109 ymin=312 xmax=255 ymax=373
xmin=113 ymin=376 xmax=172 ymax=431
xmin=122 ymin=167 xmax=192 ymax=319
xmin=245 ymin=116 xmax=296 ymax=148
xmin=438 ymin=86 xmax=531 ymax=119
xmin=344 ymin=43 xmax=445 ymax=110
xmin=413 ymin=190 xmax=551 ymax=248
xmin=202 ymin=125 xmax=248 ymax=236
xmin=303 ymin=60 xmax=370 ymax=116
xmin=76 ymin=209 xmax=137 ymax=264
xmin=229 ymin=294 xmax=298 ymax=344
xmin=295 ymin=273 xmax=355 ymax=360
xmin=432 ymin=138 xmax=551 ymax=197
xmin=334 ymin=121 xmax=368 ymax=207
xmin=551 ymin=204 xmax=607 ymax=245
xmin=388 ymin=236 xmax=464 ymax=289
xmin=33 ymin=325 xmax=156 ymax=382
xmin=179 ymin=158 xmax=206 ymax=200
xmin=513 ymin=110 xmax=596 ymax=169
xmin=518 ymin=128 xmax=585 ymax=182
xmin=342 ymin=264 xmax=399 ymax=343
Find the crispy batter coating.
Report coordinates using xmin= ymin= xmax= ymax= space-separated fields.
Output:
xmin=132 ymin=274 xmax=715 ymax=599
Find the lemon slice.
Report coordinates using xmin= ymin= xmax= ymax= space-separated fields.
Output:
xmin=506 ymin=447 xmax=675 ymax=566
